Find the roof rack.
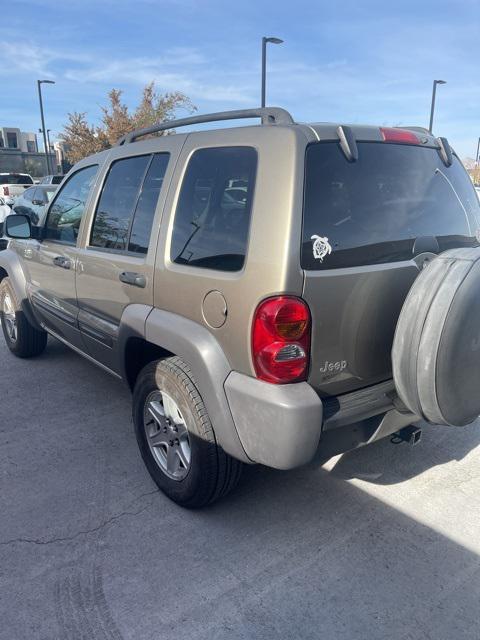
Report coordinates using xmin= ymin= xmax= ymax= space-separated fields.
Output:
xmin=116 ymin=107 xmax=295 ymax=145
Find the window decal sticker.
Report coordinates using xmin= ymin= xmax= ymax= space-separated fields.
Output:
xmin=311 ymin=235 xmax=332 ymax=262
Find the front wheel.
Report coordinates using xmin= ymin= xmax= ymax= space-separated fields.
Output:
xmin=133 ymin=357 xmax=242 ymax=508
xmin=0 ymin=278 xmax=47 ymax=358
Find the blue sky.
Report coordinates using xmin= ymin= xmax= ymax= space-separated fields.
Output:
xmin=1 ymin=0 xmax=479 ymax=159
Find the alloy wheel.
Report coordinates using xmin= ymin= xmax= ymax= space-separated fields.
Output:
xmin=143 ymin=390 xmax=191 ymax=481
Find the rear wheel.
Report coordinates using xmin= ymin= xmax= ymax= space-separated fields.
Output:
xmin=133 ymin=357 xmax=242 ymax=508
xmin=0 ymin=278 xmax=47 ymax=358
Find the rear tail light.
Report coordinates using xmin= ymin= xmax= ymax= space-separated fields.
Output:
xmin=380 ymin=127 xmax=419 ymax=144
xmin=252 ymin=296 xmax=311 ymax=384
xmin=3 ymin=187 xmax=9 ymax=196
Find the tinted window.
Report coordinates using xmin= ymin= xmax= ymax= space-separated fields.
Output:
xmin=52 ymin=176 xmax=64 ymax=184
xmin=302 ymin=142 xmax=480 ymax=270
xmin=0 ymin=174 xmax=33 ymax=185
xmin=45 ymin=165 xmax=98 ymax=244
xmin=171 ymin=147 xmax=257 ymax=271
xmin=128 ymin=154 xmax=169 ymax=254
xmin=91 ymin=155 xmax=150 ymax=251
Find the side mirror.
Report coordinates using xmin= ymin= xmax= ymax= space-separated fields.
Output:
xmin=5 ymin=214 xmax=32 ymax=239
xmin=32 ymin=199 xmax=44 ymax=206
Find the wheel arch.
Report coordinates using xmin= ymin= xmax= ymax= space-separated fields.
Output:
xmin=119 ymin=306 xmax=250 ymax=463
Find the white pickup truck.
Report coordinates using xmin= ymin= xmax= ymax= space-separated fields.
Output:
xmin=0 ymin=172 xmax=34 ymax=198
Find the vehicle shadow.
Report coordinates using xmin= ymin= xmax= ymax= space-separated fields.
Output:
xmin=319 ymin=419 xmax=480 ymax=485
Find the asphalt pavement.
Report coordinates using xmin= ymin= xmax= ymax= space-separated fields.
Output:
xmin=1 ymin=336 xmax=480 ymax=640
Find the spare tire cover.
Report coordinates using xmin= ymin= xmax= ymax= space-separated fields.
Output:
xmin=392 ymin=247 xmax=480 ymax=426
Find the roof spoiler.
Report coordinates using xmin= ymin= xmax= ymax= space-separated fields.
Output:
xmin=437 ymin=137 xmax=453 ymax=167
xmin=337 ymin=125 xmax=358 ymax=162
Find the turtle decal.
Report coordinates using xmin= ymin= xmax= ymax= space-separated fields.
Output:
xmin=311 ymin=235 xmax=332 ymax=262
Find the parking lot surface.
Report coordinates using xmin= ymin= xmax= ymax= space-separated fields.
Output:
xmin=1 ymin=336 xmax=480 ymax=640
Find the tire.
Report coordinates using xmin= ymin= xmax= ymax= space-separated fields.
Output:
xmin=0 ymin=278 xmax=47 ymax=358
xmin=133 ymin=357 xmax=243 ymax=508
xmin=392 ymin=247 xmax=480 ymax=426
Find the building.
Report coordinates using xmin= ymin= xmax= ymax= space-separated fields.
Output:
xmin=0 ymin=126 xmax=56 ymax=177
xmin=0 ymin=127 xmax=38 ymax=153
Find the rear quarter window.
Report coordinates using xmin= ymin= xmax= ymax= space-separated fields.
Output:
xmin=302 ymin=142 xmax=480 ymax=270
xmin=170 ymin=146 xmax=257 ymax=272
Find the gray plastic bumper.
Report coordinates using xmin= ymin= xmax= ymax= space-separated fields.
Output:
xmin=224 ymin=372 xmax=323 ymax=470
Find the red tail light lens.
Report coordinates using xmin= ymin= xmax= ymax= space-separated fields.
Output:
xmin=380 ymin=127 xmax=419 ymax=144
xmin=252 ymin=296 xmax=311 ymax=384
xmin=3 ymin=186 xmax=9 ymax=196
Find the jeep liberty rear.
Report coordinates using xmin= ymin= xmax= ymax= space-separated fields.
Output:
xmin=302 ymin=131 xmax=480 ymax=398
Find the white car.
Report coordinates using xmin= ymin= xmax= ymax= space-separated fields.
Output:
xmin=0 ymin=172 xmax=35 ymax=199
xmin=0 ymin=196 xmax=14 ymax=223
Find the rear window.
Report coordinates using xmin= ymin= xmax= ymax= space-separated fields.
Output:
xmin=302 ymin=142 xmax=480 ymax=270
xmin=0 ymin=174 xmax=33 ymax=185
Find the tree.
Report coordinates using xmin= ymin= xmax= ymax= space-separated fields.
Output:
xmin=60 ymin=83 xmax=195 ymax=164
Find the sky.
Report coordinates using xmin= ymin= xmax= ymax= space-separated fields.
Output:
xmin=1 ymin=0 xmax=479 ymax=160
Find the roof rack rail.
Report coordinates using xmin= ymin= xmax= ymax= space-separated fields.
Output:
xmin=116 ymin=107 xmax=295 ymax=145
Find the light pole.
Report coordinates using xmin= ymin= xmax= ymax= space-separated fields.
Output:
xmin=261 ymin=36 xmax=283 ymax=108
xmin=37 ymin=79 xmax=55 ymax=173
xmin=475 ymin=136 xmax=480 ymax=185
xmin=428 ymin=79 xmax=446 ymax=133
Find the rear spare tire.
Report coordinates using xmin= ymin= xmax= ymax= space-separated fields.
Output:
xmin=392 ymin=247 xmax=480 ymax=426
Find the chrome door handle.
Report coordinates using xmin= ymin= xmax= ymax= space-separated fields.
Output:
xmin=119 ymin=271 xmax=146 ymax=288
xmin=53 ymin=256 xmax=72 ymax=269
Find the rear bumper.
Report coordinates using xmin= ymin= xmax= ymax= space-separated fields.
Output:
xmin=225 ymin=372 xmax=323 ymax=470
xmin=224 ymin=373 xmax=419 ymax=469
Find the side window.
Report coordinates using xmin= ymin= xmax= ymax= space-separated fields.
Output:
xmin=45 ymin=165 xmax=98 ymax=244
xmin=129 ymin=154 xmax=169 ymax=254
xmin=90 ymin=153 xmax=169 ymax=254
xmin=170 ymin=147 xmax=257 ymax=271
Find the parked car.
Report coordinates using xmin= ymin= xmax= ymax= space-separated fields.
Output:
xmin=12 ymin=185 xmax=57 ymax=226
xmin=0 ymin=172 xmax=34 ymax=198
xmin=0 ymin=196 xmax=14 ymax=224
xmin=39 ymin=174 xmax=64 ymax=185
xmin=2 ymin=107 xmax=480 ymax=508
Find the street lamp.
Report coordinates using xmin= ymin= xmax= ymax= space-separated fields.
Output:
xmin=37 ymin=79 xmax=55 ymax=173
xmin=261 ymin=36 xmax=283 ymax=108
xmin=428 ymin=79 xmax=446 ymax=133
xmin=38 ymin=128 xmax=52 ymax=152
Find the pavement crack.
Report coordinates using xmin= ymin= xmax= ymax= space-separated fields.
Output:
xmin=0 ymin=488 xmax=159 ymax=548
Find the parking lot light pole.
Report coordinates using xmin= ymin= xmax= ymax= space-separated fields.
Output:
xmin=37 ymin=79 xmax=55 ymax=174
xmin=428 ymin=79 xmax=446 ymax=133
xmin=261 ymin=36 xmax=283 ymax=108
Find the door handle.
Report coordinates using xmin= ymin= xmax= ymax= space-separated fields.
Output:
xmin=119 ymin=271 xmax=146 ymax=288
xmin=53 ymin=256 xmax=72 ymax=269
